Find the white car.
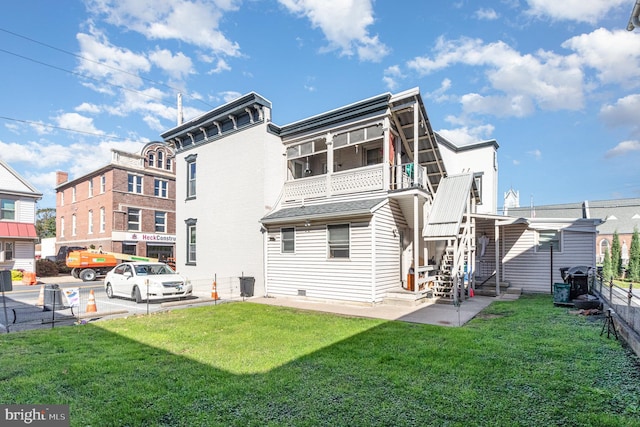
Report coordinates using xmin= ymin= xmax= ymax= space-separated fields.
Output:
xmin=104 ymin=262 xmax=192 ymax=303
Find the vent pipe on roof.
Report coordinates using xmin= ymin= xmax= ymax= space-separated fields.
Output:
xmin=177 ymin=93 xmax=184 ymax=125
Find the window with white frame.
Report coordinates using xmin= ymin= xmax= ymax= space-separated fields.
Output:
xmin=99 ymin=207 xmax=105 ymax=233
xmin=154 ymin=179 xmax=168 ymax=198
xmin=0 ymin=199 xmax=15 ymax=220
xmin=100 ymin=175 xmax=106 ymax=193
xmin=72 ymin=186 xmax=76 ymax=203
xmin=88 ymin=210 xmax=93 ymax=234
xmin=88 ymin=179 xmax=94 ymax=197
xmin=186 ymin=218 xmax=197 ymax=264
xmin=127 ymin=208 xmax=141 ymax=231
xmin=157 ymin=151 xmax=164 ymax=169
xmin=536 ymin=229 xmax=561 ymax=252
xmin=186 ymin=154 xmax=197 ymax=198
xmin=148 ymin=153 xmax=155 ymax=167
xmin=155 ymin=211 xmax=166 ymax=233
xmin=72 ymin=214 xmax=77 ymax=236
xmin=1 ymin=241 xmax=14 ymax=261
xmin=281 ymin=228 xmax=295 ymax=253
xmin=128 ymin=174 xmax=143 ymax=194
xmin=60 ymin=191 xmax=64 ymax=206
xmin=328 ymin=224 xmax=350 ymax=258
xmin=60 ymin=217 xmax=65 ymax=238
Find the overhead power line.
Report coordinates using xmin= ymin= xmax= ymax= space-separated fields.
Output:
xmin=0 ymin=115 xmax=130 ymax=141
xmin=0 ymin=27 xmax=214 ymax=109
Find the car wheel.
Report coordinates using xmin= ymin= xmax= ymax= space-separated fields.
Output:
xmin=105 ymin=284 xmax=114 ymax=299
xmin=132 ymin=286 xmax=142 ymax=303
xmin=71 ymin=268 xmax=80 ymax=279
xmin=80 ymin=269 xmax=97 ymax=282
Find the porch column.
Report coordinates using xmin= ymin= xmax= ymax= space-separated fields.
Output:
xmin=326 ymin=132 xmax=333 ymax=197
xmin=413 ymin=193 xmax=419 ymax=294
xmin=382 ymin=117 xmax=390 ymax=190
xmin=495 ymin=224 xmax=500 ymax=296
xmin=413 ymin=99 xmax=419 ymax=185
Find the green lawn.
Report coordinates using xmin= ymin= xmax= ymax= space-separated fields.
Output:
xmin=1 ymin=294 xmax=639 ymax=426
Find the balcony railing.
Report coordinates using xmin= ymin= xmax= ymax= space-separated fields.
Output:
xmin=282 ymin=162 xmax=427 ymax=202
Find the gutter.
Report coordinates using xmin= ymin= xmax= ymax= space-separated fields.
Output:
xmin=628 ymin=0 xmax=640 ymax=31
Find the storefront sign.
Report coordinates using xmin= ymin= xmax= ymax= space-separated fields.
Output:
xmin=112 ymin=232 xmax=176 ymax=243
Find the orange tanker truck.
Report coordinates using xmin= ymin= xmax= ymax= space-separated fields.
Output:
xmin=66 ymin=250 xmax=158 ymax=282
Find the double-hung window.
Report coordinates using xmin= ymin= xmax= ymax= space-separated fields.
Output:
xmin=537 ymin=230 xmax=561 ymax=252
xmin=186 ymin=218 xmax=197 ymax=264
xmin=0 ymin=199 xmax=15 ymax=220
xmin=128 ymin=174 xmax=143 ymax=194
xmin=186 ymin=154 xmax=197 ymax=199
xmin=154 ymin=179 xmax=168 ymax=198
xmin=127 ymin=208 xmax=141 ymax=231
xmin=282 ymin=228 xmax=295 ymax=253
xmin=155 ymin=211 xmax=167 ymax=233
xmin=328 ymin=224 xmax=350 ymax=258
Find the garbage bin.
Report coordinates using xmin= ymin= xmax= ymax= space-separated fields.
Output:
xmin=43 ymin=284 xmax=68 ymax=311
xmin=239 ymin=277 xmax=255 ymax=297
xmin=565 ymin=266 xmax=590 ymax=299
xmin=553 ymin=283 xmax=570 ymax=304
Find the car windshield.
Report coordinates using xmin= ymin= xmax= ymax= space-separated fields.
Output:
xmin=134 ymin=264 xmax=175 ymax=275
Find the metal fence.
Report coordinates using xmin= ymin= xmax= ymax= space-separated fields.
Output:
xmin=591 ymin=274 xmax=640 ymax=335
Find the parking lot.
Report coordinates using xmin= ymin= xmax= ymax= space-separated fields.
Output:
xmin=0 ymin=277 xmax=219 ymax=333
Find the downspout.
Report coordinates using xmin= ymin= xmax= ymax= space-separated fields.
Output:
xmin=628 ymin=0 xmax=640 ymax=31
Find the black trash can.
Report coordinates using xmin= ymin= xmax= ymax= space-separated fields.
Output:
xmin=43 ymin=284 xmax=68 ymax=311
xmin=239 ymin=277 xmax=255 ymax=297
xmin=565 ymin=266 xmax=590 ymax=299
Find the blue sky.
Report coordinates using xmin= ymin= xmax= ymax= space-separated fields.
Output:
xmin=1 ymin=0 xmax=639 ymax=210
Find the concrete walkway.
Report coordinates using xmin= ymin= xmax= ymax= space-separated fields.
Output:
xmin=249 ymin=294 xmax=518 ymax=327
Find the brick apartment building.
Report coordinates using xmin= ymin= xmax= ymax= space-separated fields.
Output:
xmin=55 ymin=142 xmax=176 ymax=260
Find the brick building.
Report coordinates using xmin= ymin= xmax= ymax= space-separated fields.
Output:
xmin=55 ymin=142 xmax=176 ymax=260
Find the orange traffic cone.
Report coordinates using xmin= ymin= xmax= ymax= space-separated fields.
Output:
xmin=36 ymin=285 xmax=45 ymax=306
xmin=211 ymin=281 xmax=219 ymax=300
xmin=86 ymin=289 xmax=97 ymax=313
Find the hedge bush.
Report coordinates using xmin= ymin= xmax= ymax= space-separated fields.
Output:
xmin=36 ymin=259 xmax=59 ymax=277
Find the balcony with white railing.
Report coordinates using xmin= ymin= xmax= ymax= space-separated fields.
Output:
xmin=281 ymin=162 xmax=428 ymax=202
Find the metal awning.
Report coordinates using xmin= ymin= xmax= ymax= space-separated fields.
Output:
xmin=0 ymin=222 xmax=38 ymax=238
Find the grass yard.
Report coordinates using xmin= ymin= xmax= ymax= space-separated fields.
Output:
xmin=1 ymin=294 xmax=639 ymax=426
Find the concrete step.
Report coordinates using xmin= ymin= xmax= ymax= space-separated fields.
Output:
xmin=384 ymin=290 xmax=431 ymax=306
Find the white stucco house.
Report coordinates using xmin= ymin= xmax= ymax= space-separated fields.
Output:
xmin=161 ymin=88 xmax=599 ymax=303
xmin=0 ymin=159 xmax=42 ymax=273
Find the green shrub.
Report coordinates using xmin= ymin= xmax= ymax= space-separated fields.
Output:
xmin=55 ymin=259 xmax=71 ymax=274
xmin=36 ymin=259 xmax=59 ymax=277
xmin=11 ymin=269 xmax=23 ymax=281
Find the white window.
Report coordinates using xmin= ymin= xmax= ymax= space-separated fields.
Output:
xmin=72 ymin=214 xmax=77 ymax=236
xmin=60 ymin=191 xmax=64 ymax=206
xmin=88 ymin=179 xmax=94 ymax=198
xmin=127 ymin=208 xmax=141 ymax=231
xmin=187 ymin=159 xmax=196 ymax=198
xmin=281 ymin=228 xmax=295 ymax=253
xmin=1 ymin=242 xmax=14 ymax=261
xmin=157 ymin=151 xmax=164 ymax=169
xmin=128 ymin=174 xmax=143 ymax=194
xmin=60 ymin=217 xmax=65 ymax=238
xmin=88 ymin=210 xmax=93 ymax=234
xmin=100 ymin=175 xmax=106 ymax=193
xmin=187 ymin=221 xmax=197 ymax=263
xmin=154 ymin=179 xmax=168 ymax=198
xmin=100 ymin=207 xmax=105 ymax=233
xmin=328 ymin=224 xmax=349 ymax=258
xmin=0 ymin=199 xmax=15 ymax=220
xmin=537 ymin=230 xmax=562 ymax=252
xmin=148 ymin=153 xmax=155 ymax=167
xmin=155 ymin=211 xmax=166 ymax=233
xmin=72 ymin=186 xmax=76 ymax=203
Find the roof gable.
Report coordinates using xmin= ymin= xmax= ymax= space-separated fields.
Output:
xmin=0 ymin=159 xmax=42 ymax=198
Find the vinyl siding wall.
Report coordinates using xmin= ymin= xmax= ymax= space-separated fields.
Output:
xmin=502 ymin=224 xmax=597 ymax=293
xmin=372 ymin=200 xmax=405 ymax=301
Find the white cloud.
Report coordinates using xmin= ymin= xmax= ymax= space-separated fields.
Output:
xmin=605 ymin=140 xmax=640 ymax=158
xmin=407 ymin=36 xmax=585 ymax=117
xmin=383 ymin=65 xmax=403 ymax=90
xmin=85 ymin=0 xmax=241 ymax=56
xmin=75 ymin=103 xmax=102 ymax=114
xmin=600 ymin=94 xmax=640 ymax=130
xmin=76 ymin=29 xmax=150 ymax=89
xmin=527 ymin=149 xmax=543 ymax=160
xmin=475 ymin=8 xmax=498 ymax=20
xmin=562 ymin=28 xmax=640 ymax=87
xmin=278 ymin=0 xmax=389 ymax=62
xmin=525 ymin=0 xmax=628 ymax=24
xmin=208 ymin=59 xmax=232 ymax=74
xmin=149 ymin=48 xmax=194 ymax=80
xmin=437 ymin=123 xmax=495 ymax=146
xmin=55 ymin=113 xmax=105 ymax=136
xmin=424 ymin=78 xmax=453 ymax=103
